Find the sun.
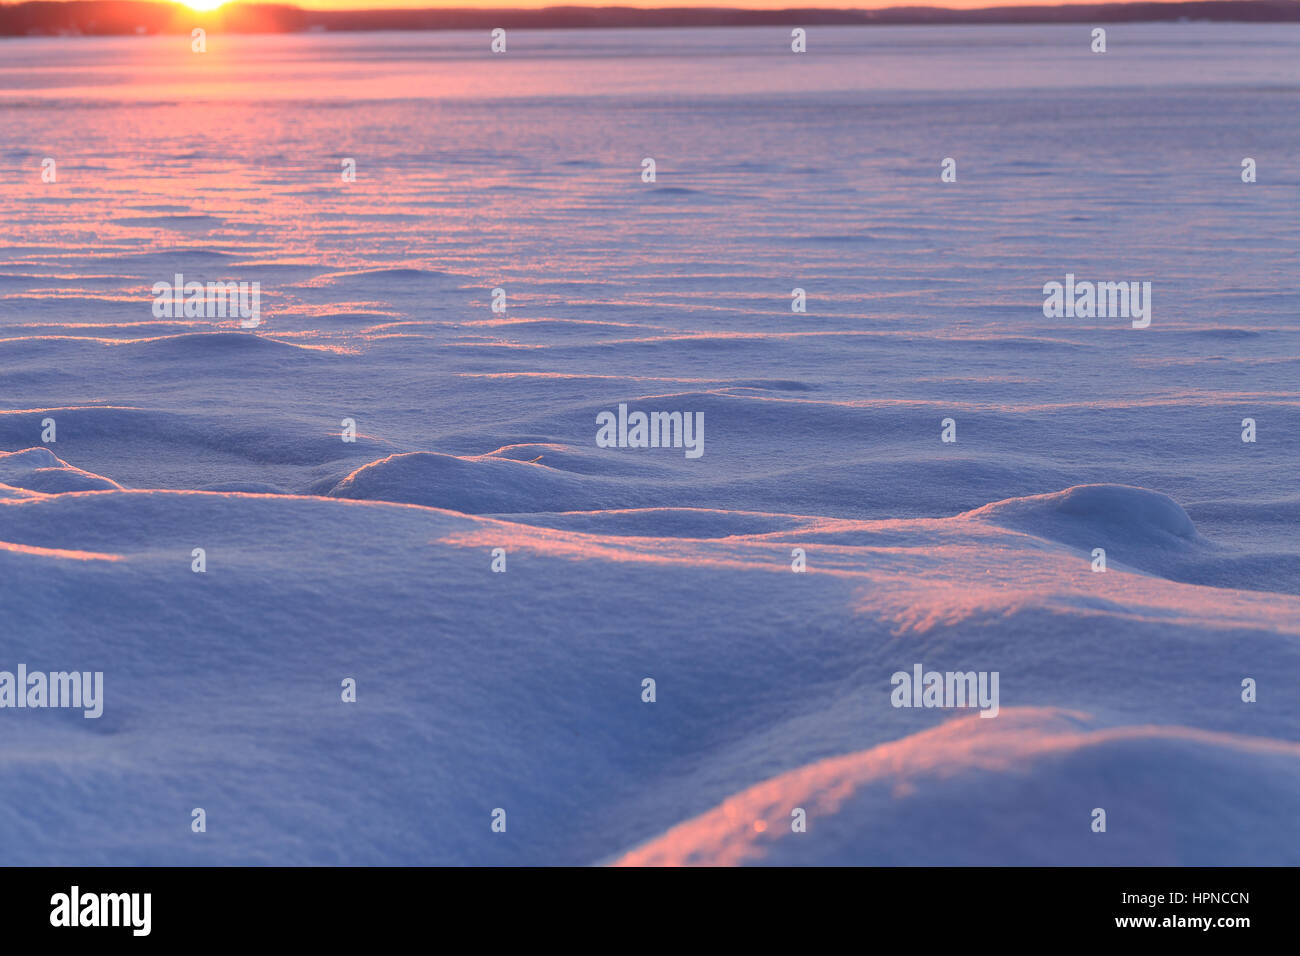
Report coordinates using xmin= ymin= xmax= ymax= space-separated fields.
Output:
xmin=184 ymin=0 xmax=227 ymax=10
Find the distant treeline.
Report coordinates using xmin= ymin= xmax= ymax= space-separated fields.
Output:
xmin=3 ymin=0 xmax=1299 ymax=36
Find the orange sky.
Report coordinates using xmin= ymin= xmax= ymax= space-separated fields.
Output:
xmin=31 ymin=0 xmax=1163 ymax=10
xmin=232 ymin=0 xmax=1058 ymax=9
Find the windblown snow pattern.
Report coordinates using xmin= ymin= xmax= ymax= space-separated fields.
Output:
xmin=1 ymin=24 xmax=1298 ymax=865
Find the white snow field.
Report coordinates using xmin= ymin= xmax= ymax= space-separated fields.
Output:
xmin=0 ymin=24 xmax=1298 ymax=865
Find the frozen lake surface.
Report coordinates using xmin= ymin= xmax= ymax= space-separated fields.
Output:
xmin=0 ymin=24 xmax=1298 ymax=864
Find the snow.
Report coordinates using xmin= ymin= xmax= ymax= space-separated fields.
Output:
xmin=614 ymin=710 xmax=1300 ymax=866
xmin=0 ymin=23 xmax=1298 ymax=864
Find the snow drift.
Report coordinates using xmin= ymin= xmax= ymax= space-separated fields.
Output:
xmin=3 ymin=23 xmax=1298 ymax=865
xmin=1 ymin=474 xmax=1296 ymax=865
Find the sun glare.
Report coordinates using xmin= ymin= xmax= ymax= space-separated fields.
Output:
xmin=184 ymin=0 xmax=228 ymax=11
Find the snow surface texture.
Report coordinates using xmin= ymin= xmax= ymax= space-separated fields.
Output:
xmin=1 ymin=25 xmax=1298 ymax=865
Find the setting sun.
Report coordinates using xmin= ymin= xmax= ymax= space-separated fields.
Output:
xmin=183 ymin=0 xmax=227 ymax=10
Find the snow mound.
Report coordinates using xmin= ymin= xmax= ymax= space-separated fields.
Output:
xmin=0 ymin=447 xmax=62 ymax=476
xmin=328 ymin=450 xmax=631 ymax=514
xmin=613 ymin=709 xmax=1300 ymax=866
xmin=0 ymin=409 xmax=389 ymax=492
xmin=480 ymin=443 xmax=681 ymax=478
xmin=0 ymin=447 xmax=122 ymax=493
xmin=135 ymin=332 xmax=332 ymax=359
xmin=965 ymin=485 xmax=1197 ymax=542
xmin=960 ymin=484 xmax=1203 ymax=571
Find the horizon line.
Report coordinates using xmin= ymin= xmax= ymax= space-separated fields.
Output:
xmin=4 ymin=0 xmax=1299 ymax=33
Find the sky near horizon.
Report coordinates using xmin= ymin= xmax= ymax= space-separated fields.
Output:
xmin=284 ymin=1 xmax=1064 ymax=7
xmin=139 ymin=0 xmax=1091 ymax=11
